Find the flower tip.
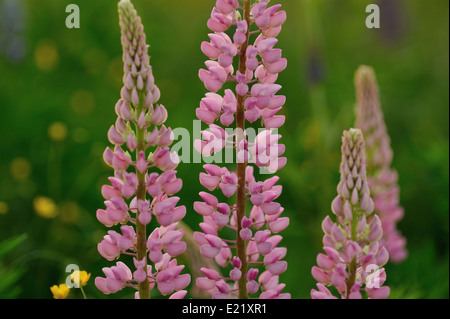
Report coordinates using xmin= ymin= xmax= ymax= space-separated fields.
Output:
xmin=355 ymin=65 xmax=377 ymax=86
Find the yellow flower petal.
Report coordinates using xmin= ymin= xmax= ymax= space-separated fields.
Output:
xmin=71 ymin=270 xmax=91 ymax=286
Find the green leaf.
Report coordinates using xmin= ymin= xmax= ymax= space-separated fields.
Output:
xmin=0 ymin=266 xmax=26 ymax=297
xmin=0 ymin=234 xmax=27 ymax=258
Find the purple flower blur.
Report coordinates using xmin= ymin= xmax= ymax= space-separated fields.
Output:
xmin=354 ymin=65 xmax=407 ymax=263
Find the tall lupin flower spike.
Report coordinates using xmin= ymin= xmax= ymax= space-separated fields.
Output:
xmin=95 ymin=0 xmax=190 ymax=299
xmin=194 ymin=0 xmax=289 ymax=299
xmin=311 ymin=129 xmax=390 ymax=299
xmin=354 ymin=65 xmax=407 ymax=263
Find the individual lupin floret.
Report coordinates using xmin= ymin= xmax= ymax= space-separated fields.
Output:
xmin=311 ymin=129 xmax=390 ymax=299
xmin=95 ymin=0 xmax=190 ymax=299
xmin=354 ymin=65 xmax=407 ymax=263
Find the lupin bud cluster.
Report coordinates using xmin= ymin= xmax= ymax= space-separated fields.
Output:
xmin=194 ymin=0 xmax=290 ymax=299
xmin=354 ymin=66 xmax=407 ymax=263
xmin=95 ymin=0 xmax=190 ymax=299
xmin=311 ymin=129 xmax=390 ymax=299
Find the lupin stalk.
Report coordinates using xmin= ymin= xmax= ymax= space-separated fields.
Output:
xmin=311 ymin=129 xmax=390 ymax=299
xmin=235 ymin=0 xmax=251 ymax=299
xmin=354 ymin=66 xmax=407 ymax=263
xmin=94 ymin=0 xmax=190 ymax=299
xmin=194 ymin=0 xmax=290 ymax=299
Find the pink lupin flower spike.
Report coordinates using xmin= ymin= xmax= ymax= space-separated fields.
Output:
xmin=354 ymin=66 xmax=407 ymax=263
xmin=194 ymin=0 xmax=289 ymax=299
xmin=95 ymin=0 xmax=190 ymax=299
xmin=311 ymin=129 xmax=390 ymax=299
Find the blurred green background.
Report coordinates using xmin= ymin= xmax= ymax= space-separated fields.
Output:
xmin=0 ymin=0 xmax=448 ymax=299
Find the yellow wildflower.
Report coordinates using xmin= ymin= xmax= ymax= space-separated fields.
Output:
xmin=71 ymin=270 xmax=91 ymax=287
xmin=33 ymin=196 xmax=58 ymax=218
xmin=50 ymin=283 xmax=70 ymax=299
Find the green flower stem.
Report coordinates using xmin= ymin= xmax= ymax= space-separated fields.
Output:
xmin=135 ymin=92 xmax=150 ymax=299
xmin=80 ymin=285 xmax=87 ymax=300
xmin=235 ymin=0 xmax=251 ymax=300
xmin=346 ymin=202 xmax=359 ymax=298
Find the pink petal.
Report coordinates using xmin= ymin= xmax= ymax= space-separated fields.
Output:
xmin=196 ymin=277 xmax=216 ymax=290
xmin=367 ymin=286 xmax=390 ymax=299
xmin=174 ymin=274 xmax=191 ymax=290
xmin=157 ymin=281 xmax=176 ymax=296
xmin=219 ymin=183 xmax=236 ymax=197
xmin=138 ymin=212 xmax=151 ymax=225
xmin=269 ymin=217 xmax=289 ymax=233
xmin=196 ymin=108 xmax=217 ymax=124
xmin=264 ymin=115 xmax=285 ymax=129
xmin=108 ymin=125 xmax=124 ymax=145
xmin=311 ymin=266 xmax=330 ymax=284
xmin=316 ymin=253 xmax=335 ymax=271
xmin=201 ymin=41 xmax=220 ymax=59
xmin=169 ymin=290 xmax=188 ymax=299
xmin=199 ymin=173 xmax=220 ymax=190
xmin=269 ymin=10 xmax=287 ymax=28
xmin=105 ymin=277 xmax=123 ymax=294
xmin=166 ymin=242 xmax=187 ymax=257
xmin=194 ymin=201 xmax=215 ymax=216
xmin=200 ymin=245 xmax=220 ymax=258
xmin=256 ymin=242 xmax=273 ymax=255
xmin=162 ymin=179 xmax=182 ymax=195
xmin=263 ymin=49 xmax=282 ymax=64
xmin=95 ymin=277 xmax=110 ymax=294
xmin=207 ymin=18 xmax=229 ymax=32
xmin=266 ymin=260 xmax=287 ymax=275
xmin=267 ymin=58 xmax=287 ymax=74
xmin=96 ymin=209 xmax=115 ymax=227
xmin=261 ymin=202 xmax=281 ymax=215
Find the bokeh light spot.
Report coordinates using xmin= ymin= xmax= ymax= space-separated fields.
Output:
xmin=83 ymin=48 xmax=108 ymax=75
xmin=59 ymin=201 xmax=81 ymax=224
xmin=48 ymin=122 xmax=68 ymax=141
xmin=72 ymin=127 xmax=89 ymax=143
xmin=33 ymin=196 xmax=58 ymax=219
xmin=0 ymin=201 xmax=9 ymax=214
xmin=10 ymin=157 xmax=31 ymax=181
xmin=70 ymin=89 xmax=95 ymax=115
xmin=34 ymin=39 xmax=59 ymax=72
